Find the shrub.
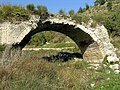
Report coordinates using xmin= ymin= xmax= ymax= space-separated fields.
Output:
xmin=37 ymin=5 xmax=48 ymax=15
xmin=72 ymin=14 xmax=82 ymax=23
xmin=81 ymin=14 xmax=90 ymax=24
xmin=0 ymin=5 xmax=29 ymax=22
xmin=1 ymin=5 xmax=13 ymax=18
xmin=59 ymin=9 xmax=65 ymax=15
xmin=68 ymin=9 xmax=74 ymax=16
xmin=26 ymin=4 xmax=35 ymax=12
xmin=77 ymin=7 xmax=83 ymax=13
xmin=0 ymin=45 xmax=5 ymax=51
xmin=94 ymin=0 xmax=106 ymax=5
xmin=72 ymin=13 xmax=90 ymax=24
xmin=107 ymin=2 xmax=112 ymax=11
xmin=86 ymin=3 xmax=89 ymax=10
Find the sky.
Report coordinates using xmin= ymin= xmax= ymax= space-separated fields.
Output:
xmin=0 ymin=0 xmax=96 ymax=13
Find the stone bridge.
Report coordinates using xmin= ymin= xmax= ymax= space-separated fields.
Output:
xmin=0 ymin=15 xmax=119 ymax=67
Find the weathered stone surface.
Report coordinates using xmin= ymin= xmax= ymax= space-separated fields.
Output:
xmin=83 ymin=42 xmax=104 ymax=64
xmin=0 ymin=15 xmax=119 ymax=66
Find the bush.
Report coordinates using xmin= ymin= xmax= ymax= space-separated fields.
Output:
xmin=94 ymin=0 xmax=106 ymax=5
xmin=72 ymin=13 xmax=90 ymax=24
xmin=77 ymin=7 xmax=83 ymax=13
xmin=86 ymin=3 xmax=89 ymax=10
xmin=107 ymin=2 xmax=112 ymax=11
xmin=26 ymin=4 xmax=35 ymax=12
xmin=68 ymin=9 xmax=74 ymax=16
xmin=28 ymin=33 xmax=46 ymax=46
xmin=0 ymin=5 xmax=29 ymax=22
xmin=0 ymin=45 xmax=5 ymax=51
xmin=37 ymin=5 xmax=48 ymax=15
xmin=59 ymin=9 xmax=65 ymax=15
xmin=72 ymin=14 xmax=82 ymax=23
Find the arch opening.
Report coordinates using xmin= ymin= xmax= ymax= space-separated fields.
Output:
xmin=18 ymin=22 xmax=98 ymax=63
xmin=19 ymin=22 xmax=94 ymax=54
xmin=22 ymin=31 xmax=83 ymax=62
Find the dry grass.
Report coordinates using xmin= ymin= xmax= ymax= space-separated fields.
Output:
xmin=0 ymin=56 xmax=95 ymax=90
xmin=0 ymin=50 xmax=120 ymax=90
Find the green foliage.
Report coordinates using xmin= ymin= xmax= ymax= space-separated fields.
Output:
xmin=94 ymin=73 xmax=120 ymax=90
xmin=92 ymin=13 xmax=106 ymax=25
xmin=94 ymin=0 xmax=106 ymax=5
xmin=77 ymin=7 xmax=86 ymax=13
xmin=107 ymin=2 xmax=112 ymax=11
xmin=68 ymin=9 xmax=74 ymax=16
xmin=85 ymin=3 xmax=89 ymax=10
xmin=59 ymin=9 xmax=65 ymax=15
xmin=112 ymin=36 xmax=120 ymax=49
xmin=37 ymin=5 xmax=48 ymax=15
xmin=28 ymin=33 xmax=46 ymax=46
xmin=1 ymin=5 xmax=13 ymax=17
xmin=72 ymin=14 xmax=82 ymax=23
xmin=77 ymin=7 xmax=83 ymax=13
xmin=28 ymin=31 xmax=72 ymax=47
xmin=81 ymin=14 xmax=90 ymax=24
xmin=90 ymin=22 xmax=97 ymax=28
xmin=88 ymin=0 xmax=120 ymax=38
xmin=1 ymin=51 xmax=120 ymax=90
xmin=26 ymin=4 xmax=35 ymax=12
xmin=0 ymin=45 xmax=5 ymax=51
xmin=0 ymin=4 xmax=48 ymax=22
xmin=0 ymin=45 xmax=5 ymax=58
xmin=0 ymin=5 xmax=29 ymax=22
xmin=72 ymin=13 xmax=90 ymax=24
xmin=40 ymin=43 xmax=76 ymax=48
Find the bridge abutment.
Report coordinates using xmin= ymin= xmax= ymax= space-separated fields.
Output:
xmin=83 ymin=42 xmax=104 ymax=64
xmin=1 ymin=44 xmax=21 ymax=67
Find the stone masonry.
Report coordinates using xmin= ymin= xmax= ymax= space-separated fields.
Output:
xmin=0 ymin=15 xmax=119 ymax=71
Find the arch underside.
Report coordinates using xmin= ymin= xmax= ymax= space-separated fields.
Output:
xmin=19 ymin=21 xmax=104 ymax=64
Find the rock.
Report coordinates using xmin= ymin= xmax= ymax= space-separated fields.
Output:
xmin=114 ymin=70 xmax=120 ymax=74
xmin=107 ymin=56 xmax=119 ymax=63
xmin=109 ymin=64 xmax=119 ymax=70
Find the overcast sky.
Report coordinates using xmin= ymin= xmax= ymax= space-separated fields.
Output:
xmin=0 ymin=0 xmax=95 ymax=13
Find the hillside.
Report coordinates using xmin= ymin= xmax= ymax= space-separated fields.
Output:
xmin=71 ymin=0 xmax=120 ymax=51
xmin=0 ymin=0 xmax=120 ymax=90
xmin=73 ymin=0 xmax=120 ymax=37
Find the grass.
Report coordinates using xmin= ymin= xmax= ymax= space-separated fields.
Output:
xmin=0 ymin=45 xmax=5 ymax=58
xmin=26 ymin=42 xmax=77 ymax=48
xmin=0 ymin=50 xmax=120 ymax=90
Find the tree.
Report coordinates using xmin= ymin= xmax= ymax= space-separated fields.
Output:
xmin=29 ymin=33 xmax=46 ymax=46
xmin=68 ymin=9 xmax=74 ymax=16
xmin=94 ymin=0 xmax=105 ymax=5
xmin=77 ymin=7 xmax=83 ymax=13
xmin=59 ymin=9 xmax=64 ymax=15
xmin=26 ymin=4 xmax=35 ymax=12
xmin=37 ymin=5 xmax=48 ymax=15
xmin=85 ymin=3 xmax=89 ymax=10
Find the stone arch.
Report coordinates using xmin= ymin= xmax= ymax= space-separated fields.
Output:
xmin=19 ymin=21 xmax=94 ymax=53
xmin=0 ymin=15 xmax=118 ymax=66
xmin=18 ymin=19 xmax=103 ymax=64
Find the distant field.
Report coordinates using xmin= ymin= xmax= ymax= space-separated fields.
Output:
xmin=26 ymin=42 xmax=78 ymax=48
